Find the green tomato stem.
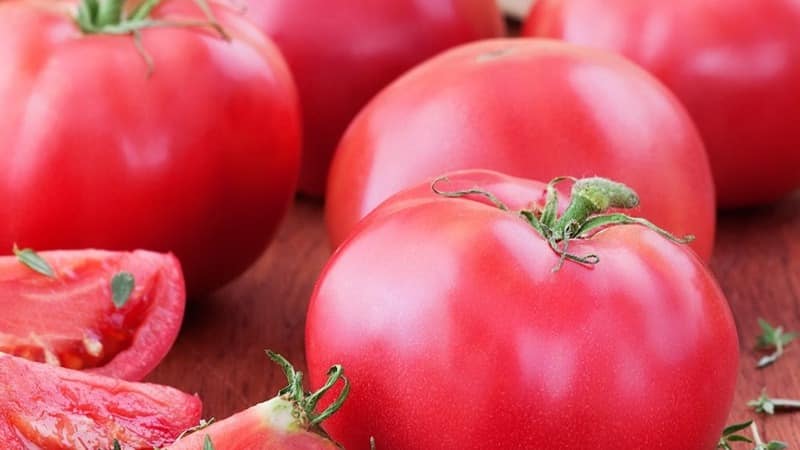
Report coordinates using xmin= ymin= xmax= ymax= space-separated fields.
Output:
xmin=431 ymin=175 xmax=693 ymax=270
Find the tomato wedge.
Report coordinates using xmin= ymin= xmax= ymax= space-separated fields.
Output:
xmin=168 ymin=352 xmax=347 ymax=450
xmin=0 ymin=354 xmax=202 ymax=450
xmin=0 ymin=249 xmax=185 ymax=381
xmin=167 ymin=399 xmax=341 ymax=450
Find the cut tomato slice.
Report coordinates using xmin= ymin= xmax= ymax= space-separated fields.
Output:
xmin=0 ymin=249 xmax=186 ymax=381
xmin=0 ymin=354 xmax=202 ymax=449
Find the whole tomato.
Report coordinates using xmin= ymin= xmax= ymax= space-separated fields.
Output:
xmin=325 ymin=39 xmax=716 ymax=260
xmin=0 ymin=0 xmax=301 ymax=294
xmin=524 ymin=0 xmax=800 ymax=207
xmin=307 ymin=170 xmax=739 ymax=450
xmin=244 ymin=0 xmax=505 ymax=195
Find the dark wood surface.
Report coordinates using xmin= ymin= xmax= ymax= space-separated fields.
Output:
xmin=148 ymin=191 xmax=800 ymax=447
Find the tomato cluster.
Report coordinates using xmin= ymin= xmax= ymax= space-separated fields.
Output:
xmin=1 ymin=0 xmax=797 ymax=449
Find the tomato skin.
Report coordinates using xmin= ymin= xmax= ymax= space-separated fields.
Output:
xmin=325 ymin=39 xmax=716 ymax=260
xmin=0 ymin=249 xmax=186 ymax=381
xmin=307 ymin=171 xmax=738 ymax=450
xmin=0 ymin=0 xmax=301 ymax=294
xmin=244 ymin=0 xmax=505 ymax=195
xmin=0 ymin=354 xmax=202 ymax=450
xmin=168 ymin=398 xmax=341 ymax=450
xmin=359 ymin=169 xmax=555 ymax=233
xmin=524 ymin=0 xmax=800 ymax=207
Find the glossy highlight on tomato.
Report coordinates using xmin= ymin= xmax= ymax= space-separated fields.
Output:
xmin=245 ymin=0 xmax=505 ymax=195
xmin=0 ymin=249 xmax=185 ymax=381
xmin=524 ymin=0 xmax=800 ymax=207
xmin=0 ymin=0 xmax=301 ymax=294
xmin=0 ymin=353 xmax=202 ymax=450
xmin=325 ymin=39 xmax=716 ymax=260
xmin=309 ymin=170 xmax=739 ymax=449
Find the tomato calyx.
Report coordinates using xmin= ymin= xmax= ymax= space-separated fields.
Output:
xmin=74 ymin=0 xmax=229 ymax=73
xmin=268 ymin=350 xmax=350 ymax=443
xmin=433 ymin=175 xmax=694 ymax=269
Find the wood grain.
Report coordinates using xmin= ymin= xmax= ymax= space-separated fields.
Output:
xmin=148 ymin=191 xmax=800 ymax=447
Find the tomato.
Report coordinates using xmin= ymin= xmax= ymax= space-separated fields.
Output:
xmin=325 ymin=39 xmax=716 ymax=260
xmin=167 ymin=400 xmax=339 ymax=450
xmin=0 ymin=0 xmax=301 ymax=294
xmin=244 ymin=0 xmax=505 ymax=195
xmin=168 ymin=351 xmax=346 ymax=450
xmin=524 ymin=0 xmax=800 ymax=207
xmin=0 ymin=354 xmax=202 ymax=449
xmin=307 ymin=171 xmax=739 ymax=449
xmin=0 ymin=248 xmax=185 ymax=381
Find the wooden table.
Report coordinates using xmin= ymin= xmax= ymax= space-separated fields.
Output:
xmin=148 ymin=191 xmax=800 ymax=447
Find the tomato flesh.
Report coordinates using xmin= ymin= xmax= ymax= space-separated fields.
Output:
xmin=0 ymin=354 xmax=202 ymax=450
xmin=0 ymin=249 xmax=186 ymax=381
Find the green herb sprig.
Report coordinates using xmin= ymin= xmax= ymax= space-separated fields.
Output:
xmin=756 ymin=319 xmax=797 ymax=369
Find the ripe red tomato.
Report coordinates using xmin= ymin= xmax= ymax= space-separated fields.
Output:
xmin=168 ymin=351 xmax=346 ymax=450
xmin=0 ymin=354 xmax=202 ymax=449
xmin=0 ymin=0 xmax=301 ymax=294
xmin=524 ymin=0 xmax=800 ymax=207
xmin=325 ymin=39 xmax=716 ymax=260
xmin=244 ymin=0 xmax=505 ymax=195
xmin=307 ymin=171 xmax=739 ymax=450
xmin=0 ymin=248 xmax=185 ymax=381
xmin=167 ymin=400 xmax=339 ymax=450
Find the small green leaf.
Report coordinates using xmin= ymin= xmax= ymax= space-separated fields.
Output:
xmin=112 ymin=439 xmax=121 ymax=450
xmin=757 ymin=319 xmax=777 ymax=346
xmin=111 ymin=272 xmax=135 ymax=308
xmin=718 ymin=420 xmax=755 ymax=449
xmin=722 ymin=421 xmax=754 ymax=436
xmin=203 ymin=435 xmax=215 ymax=450
xmin=13 ymin=244 xmax=56 ymax=278
xmin=780 ymin=332 xmax=798 ymax=346
xmin=765 ymin=442 xmax=788 ymax=450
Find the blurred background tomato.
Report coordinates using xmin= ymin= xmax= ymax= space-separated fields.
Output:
xmin=525 ymin=0 xmax=800 ymax=208
xmin=245 ymin=0 xmax=506 ymax=195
